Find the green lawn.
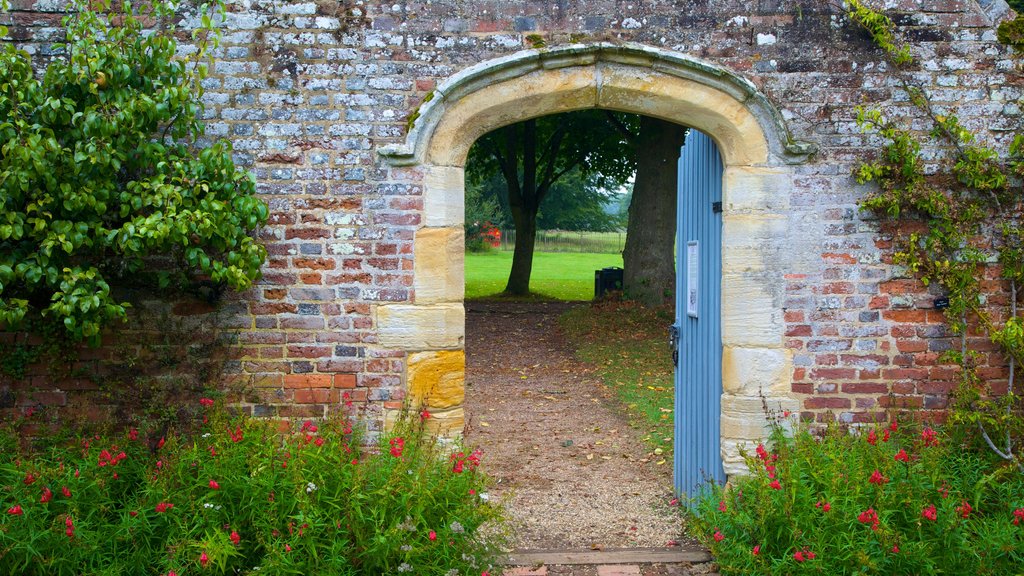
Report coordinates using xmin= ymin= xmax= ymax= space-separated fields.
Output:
xmin=464 ymin=251 xmax=623 ymax=300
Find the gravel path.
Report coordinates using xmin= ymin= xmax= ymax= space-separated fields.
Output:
xmin=465 ymin=301 xmax=683 ymax=550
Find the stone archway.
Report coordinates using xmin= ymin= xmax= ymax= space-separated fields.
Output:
xmin=378 ymin=42 xmax=813 ymax=475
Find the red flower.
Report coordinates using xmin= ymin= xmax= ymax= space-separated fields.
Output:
xmin=1013 ymin=508 xmax=1024 ymax=525
xmin=157 ymin=437 xmax=166 ymax=449
xmin=199 ymin=551 xmax=210 ymax=567
xmin=420 ymin=410 xmax=431 ymax=421
xmin=129 ymin=511 xmax=138 ymax=517
xmin=866 ymin=430 xmax=878 ymax=445
xmin=301 ymin=420 xmax=318 ymax=433
xmin=429 ymin=530 xmax=437 ymax=541
xmin=229 ymin=426 xmax=244 ymax=443
xmin=955 ymin=500 xmax=972 ymax=518
xmin=314 ymin=437 xmax=324 ymax=447
xmin=230 ymin=530 xmax=241 ymax=546
xmin=7 ymin=505 xmax=23 ymax=515
xmin=718 ymin=500 xmax=727 ymax=512
xmin=155 ymin=502 xmax=174 ymax=513
xmin=889 ymin=420 xmax=898 ymax=432
xmin=389 ymin=437 xmax=405 ymax=458
xmin=868 ymin=470 xmax=888 ymax=485
xmin=713 ymin=529 xmax=724 ymax=542
xmin=794 ymin=551 xmax=806 ymax=563
xmin=815 ymin=500 xmax=831 ymax=512
xmin=857 ymin=508 xmax=880 ymax=531
xmin=882 ymin=429 xmax=890 ymax=443
xmin=62 ymin=486 xmax=71 ymax=498
xmin=23 ymin=472 xmax=36 ymax=485
xmin=200 ymin=398 xmax=214 ymax=407
xmin=922 ymin=504 xmax=937 ymax=521
xmin=209 ymin=479 xmax=220 ymax=490
xmin=752 ymin=544 xmax=761 ymax=556
xmin=129 ymin=428 xmax=139 ymax=441
xmin=40 ymin=487 xmax=52 ymax=503
xmin=892 ymin=545 xmax=900 ymax=553
xmin=65 ymin=516 xmax=74 ymax=539
xmin=894 ymin=449 xmax=909 ymax=462
xmin=921 ymin=427 xmax=939 ymax=447
xmin=769 ymin=479 xmax=782 ymax=490
xmin=755 ymin=444 xmax=769 ymax=461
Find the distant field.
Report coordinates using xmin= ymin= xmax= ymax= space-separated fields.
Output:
xmin=496 ymin=229 xmax=625 ymax=254
xmin=465 ymin=251 xmax=623 ymax=300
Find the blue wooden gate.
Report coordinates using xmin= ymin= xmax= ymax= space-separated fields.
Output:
xmin=673 ymin=129 xmax=726 ymax=501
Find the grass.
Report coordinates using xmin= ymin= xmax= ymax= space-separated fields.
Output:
xmin=465 ymin=250 xmax=623 ymax=300
xmin=560 ymin=301 xmax=676 ymax=459
xmin=496 ymin=230 xmax=626 ymax=254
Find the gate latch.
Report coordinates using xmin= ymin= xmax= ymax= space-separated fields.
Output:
xmin=668 ymin=324 xmax=680 ymax=367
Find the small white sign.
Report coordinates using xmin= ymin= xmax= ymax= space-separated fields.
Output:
xmin=687 ymin=241 xmax=699 ymax=318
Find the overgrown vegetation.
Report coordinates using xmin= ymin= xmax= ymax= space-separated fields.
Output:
xmin=0 ymin=0 xmax=267 ymax=345
xmin=0 ymin=402 xmax=506 ymax=575
xmin=846 ymin=0 xmax=1024 ymax=471
xmin=560 ymin=301 xmax=676 ymax=459
xmin=691 ymin=418 xmax=1024 ymax=575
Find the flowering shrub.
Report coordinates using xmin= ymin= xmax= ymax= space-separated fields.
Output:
xmin=690 ymin=419 xmax=1024 ymax=575
xmin=0 ymin=401 xmax=506 ymax=575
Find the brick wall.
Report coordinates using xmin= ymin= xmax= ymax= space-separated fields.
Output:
xmin=0 ymin=0 xmax=1018 ymax=431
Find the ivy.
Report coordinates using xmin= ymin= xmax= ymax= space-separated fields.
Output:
xmin=0 ymin=0 xmax=268 ymax=346
xmin=846 ymin=2 xmax=1024 ymax=472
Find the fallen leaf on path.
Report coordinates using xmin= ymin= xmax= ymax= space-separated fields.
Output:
xmin=480 ymin=421 xmax=490 ymax=427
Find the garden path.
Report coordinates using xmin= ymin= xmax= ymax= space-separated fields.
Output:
xmin=464 ymin=300 xmax=685 ymax=551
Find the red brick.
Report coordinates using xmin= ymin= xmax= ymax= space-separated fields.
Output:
xmin=882 ymin=368 xmax=927 ymax=380
xmin=809 ymin=368 xmax=857 ymax=380
xmin=804 ymin=397 xmax=851 ymax=409
xmin=841 ymin=382 xmax=889 ymax=394
xmin=284 ymin=374 xmax=333 ymax=388
xmin=294 ymin=257 xmax=336 ymax=270
xmin=294 ymin=389 xmax=332 ymax=404
xmin=882 ymin=310 xmax=927 ymax=323
xmin=786 ymin=325 xmax=813 ymax=337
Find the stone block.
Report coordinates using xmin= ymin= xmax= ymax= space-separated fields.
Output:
xmin=722 ymin=346 xmax=791 ymax=396
xmin=414 ymin=227 xmax=464 ymax=304
xmin=423 ymin=165 xmax=465 ymax=227
xmin=722 ymin=214 xmax=788 ymax=273
xmin=722 ymin=274 xmax=783 ymax=347
xmin=722 ymin=166 xmax=791 ymax=213
xmin=376 ymin=304 xmax=465 ymax=350
xmin=407 ymin=350 xmax=465 ymax=409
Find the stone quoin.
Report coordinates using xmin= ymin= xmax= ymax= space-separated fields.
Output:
xmin=1 ymin=0 xmax=1017 ymax=475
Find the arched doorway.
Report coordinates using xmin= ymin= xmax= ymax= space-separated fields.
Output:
xmin=378 ymin=43 xmax=813 ymax=479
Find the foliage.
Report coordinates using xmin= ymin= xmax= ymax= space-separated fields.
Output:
xmin=691 ymin=419 xmax=1024 ymax=575
xmin=0 ymin=401 xmax=506 ymax=575
xmin=560 ymin=301 xmax=675 ymax=457
xmin=0 ymin=0 xmax=268 ymax=345
xmin=464 ymin=251 xmax=622 ymax=300
xmin=847 ymin=1 xmax=1024 ymax=471
xmin=466 ymin=110 xmax=636 ymax=294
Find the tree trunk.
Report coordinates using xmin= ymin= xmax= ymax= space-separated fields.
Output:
xmin=505 ymin=206 xmax=537 ymax=295
xmin=622 ymin=116 xmax=687 ymax=306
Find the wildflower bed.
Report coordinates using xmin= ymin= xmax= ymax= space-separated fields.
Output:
xmin=0 ymin=399 xmax=506 ymax=575
xmin=691 ymin=418 xmax=1024 ymax=575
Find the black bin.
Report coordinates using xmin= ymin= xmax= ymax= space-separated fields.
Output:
xmin=594 ymin=267 xmax=624 ymax=299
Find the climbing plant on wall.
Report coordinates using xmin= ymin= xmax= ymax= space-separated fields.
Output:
xmin=846 ymin=0 xmax=1023 ymax=471
xmin=0 ymin=0 xmax=268 ymax=345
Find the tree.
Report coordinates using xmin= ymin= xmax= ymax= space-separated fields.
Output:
xmin=617 ymin=117 xmax=688 ymax=305
xmin=0 ymin=0 xmax=268 ymax=344
xmin=467 ymin=110 xmax=634 ymax=295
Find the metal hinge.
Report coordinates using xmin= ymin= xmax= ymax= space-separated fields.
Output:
xmin=712 ymin=201 xmax=722 ymax=213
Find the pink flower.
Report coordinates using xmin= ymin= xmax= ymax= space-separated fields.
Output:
xmin=7 ymin=505 xmax=23 ymax=515
xmin=200 ymin=551 xmax=209 ymax=567
xmin=429 ymin=530 xmax=437 ymax=541
xmin=230 ymin=530 xmax=240 ymax=546
xmin=40 ymin=487 xmax=52 ymax=503
xmin=894 ymin=449 xmax=909 ymax=462
xmin=752 ymin=544 xmax=761 ymax=556
xmin=922 ymin=504 xmax=937 ymax=521
xmin=769 ymin=479 xmax=781 ymax=490
xmin=868 ymin=470 xmax=888 ymax=485
xmin=713 ymin=530 xmax=724 ymax=542
xmin=209 ymin=479 xmax=220 ymax=490
xmin=200 ymin=398 xmax=214 ymax=407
